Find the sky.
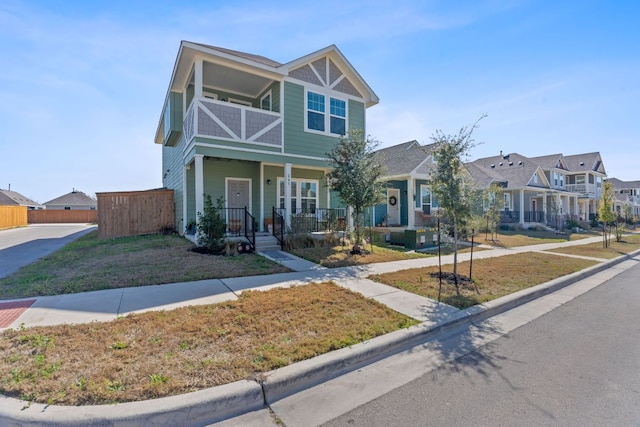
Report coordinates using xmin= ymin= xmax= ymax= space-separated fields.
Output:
xmin=1 ymin=0 xmax=638 ymax=204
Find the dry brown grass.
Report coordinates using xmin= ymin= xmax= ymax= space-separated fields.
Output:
xmin=0 ymin=232 xmax=290 ymax=299
xmin=289 ymin=244 xmax=431 ymax=268
xmin=545 ymin=234 xmax=640 ymax=259
xmin=480 ymin=230 xmax=595 ymax=248
xmin=369 ymin=252 xmax=597 ymax=309
xmin=0 ymin=282 xmax=417 ymax=406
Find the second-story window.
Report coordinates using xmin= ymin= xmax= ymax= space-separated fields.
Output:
xmin=307 ymin=92 xmax=325 ymax=131
xmin=306 ymin=90 xmax=347 ymax=136
xmin=261 ymin=92 xmax=272 ymax=111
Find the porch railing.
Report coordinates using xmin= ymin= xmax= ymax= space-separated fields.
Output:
xmin=184 ymin=98 xmax=282 ymax=147
xmin=524 ymin=211 xmax=546 ymax=223
xmin=273 ymin=207 xmax=285 ymax=250
xmin=499 ymin=210 xmax=520 ymax=224
xmin=224 ymin=207 xmax=255 ymax=249
xmin=289 ymin=208 xmax=347 ymax=234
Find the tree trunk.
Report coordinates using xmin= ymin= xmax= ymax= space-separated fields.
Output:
xmin=453 ymin=217 xmax=460 ymax=296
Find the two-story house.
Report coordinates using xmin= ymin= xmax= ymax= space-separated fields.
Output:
xmin=155 ymin=42 xmax=378 ymax=238
xmin=607 ymin=177 xmax=640 ymax=219
xmin=563 ymin=152 xmax=607 ymax=221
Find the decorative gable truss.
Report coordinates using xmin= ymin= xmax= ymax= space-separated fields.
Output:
xmin=289 ymin=56 xmax=363 ymax=98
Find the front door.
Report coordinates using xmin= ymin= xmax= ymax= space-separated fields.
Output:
xmin=387 ymin=188 xmax=400 ymax=226
xmin=227 ymin=179 xmax=251 ymax=233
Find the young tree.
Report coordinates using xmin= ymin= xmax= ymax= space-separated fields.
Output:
xmin=598 ymin=181 xmax=616 ymax=248
xmin=326 ymin=129 xmax=386 ymax=252
xmin=429 ymin=115 xmax=484 ymax=294
xmin=482 ymin=183 xmax=503 ymax=241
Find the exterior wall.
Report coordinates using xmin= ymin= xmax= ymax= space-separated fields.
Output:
xmin=162 ymin=143 xmax=184 ymax=230
xmin=45 ymin=204 xmax=96 ymax=210
xmin=202 ymin=159 xmax=261 ymax=218
xmin=263 ymin=165 xmax=328 ymax=216
xmin=283 ymin=81 xmax=341 ymax=158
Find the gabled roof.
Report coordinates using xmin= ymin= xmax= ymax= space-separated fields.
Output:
xmin=529 ymin=153 xmax=568 ymax=170
xmin=606 ymin=177 xmax=640 ymax=190
xmin=563 ymin=152 xmax=606 ymax=175
xmin=467 ymin=152 xmax=550 ymax=189
xmin=0 ymin=189 xmax=42 ymax=207
xmin=43 ymin=190 xmax=96 ymax=207
xmin=156 ymin=41 xmax=379 ymax=144
xmin=374 ymin=141 xmax=437 ymax=177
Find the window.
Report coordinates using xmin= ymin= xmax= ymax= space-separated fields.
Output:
xmin=560 ymin=174 xmax=564 ymax=188
xmin=596 ymin=176 xmax=602 ymax=188
xmin=504 ymin=193 xmax=511 ymax=210
xmin=330 ymin=97 xmax=346 ymax=135
xmin=261 ymin=91 xmax=272 ymax=111
xmin=279 ymin=178 xmax=318 ymax=212
xmin=420 ymin=185 xmax=431 ymax=215
xmin=306 ymin=90 xmax=347 ymax=135
xmin=553 ymin=172 xmax=558 ymax=187
xmin=307 ymin=92 xmax=325 ymax=131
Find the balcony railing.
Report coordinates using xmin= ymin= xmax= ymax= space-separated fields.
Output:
xmin=566 ymin=183 xmax=602 ymax=198
xmin=183 ymin=98 xmax=282 ymax=148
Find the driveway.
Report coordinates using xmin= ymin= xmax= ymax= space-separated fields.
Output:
xmin=0 ymin=224 xmax=97 ymax=279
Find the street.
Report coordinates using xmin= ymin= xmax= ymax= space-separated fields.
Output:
xmin=321 ymin=258 xmax=640 ymax=426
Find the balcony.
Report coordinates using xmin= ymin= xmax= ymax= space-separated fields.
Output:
xmin=565 ymin=183 xmax=602 ymax=198
xmin=183 ymin=98 xmax=282 ymax=148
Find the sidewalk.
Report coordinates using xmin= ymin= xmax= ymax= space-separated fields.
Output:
xmin=1 ymin=233 xmax=638 ymax=426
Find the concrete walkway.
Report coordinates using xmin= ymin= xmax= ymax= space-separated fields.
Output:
xmin=0 ymin=230 xmax=638 ymax=426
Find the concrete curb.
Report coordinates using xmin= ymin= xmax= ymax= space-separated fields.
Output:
xmin=1 ymin=249 xmax=638 ymax=426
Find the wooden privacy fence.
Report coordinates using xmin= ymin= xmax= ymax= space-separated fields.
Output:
xmin=97 ymin=189 xmax=174 ymax=239
xmin=0 ymin=206 xmax=27 ymax=229
xmin=27 ymin=210 xmax=98 ymax=224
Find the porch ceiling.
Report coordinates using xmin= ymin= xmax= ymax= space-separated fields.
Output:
xmin=199 ymin=61 xmax=273 ymax=98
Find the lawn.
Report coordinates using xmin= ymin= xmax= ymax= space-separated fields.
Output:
xmin=0 ymin=232 xmax=290 ymax=299
xmin=289 ymin=243 xmax=431 ymax=268
xmin=479 ymin=229 xmax=595 ymax=248
xmin=545 ymin=234 xmax=640 ymax=259
xmin=369 ymin=252 xmax=598 ymax=309
xmin=0 ymin=283 xmax=417 ymax=406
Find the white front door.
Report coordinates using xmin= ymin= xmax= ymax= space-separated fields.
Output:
xmin=227 ymin=179 xmax=251 ymax=233
xmin=387 ymin=188 xmax=400 ymax=226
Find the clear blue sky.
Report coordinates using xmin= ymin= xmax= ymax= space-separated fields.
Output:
xmin=1 ymin=0 xmax=638 ymax=203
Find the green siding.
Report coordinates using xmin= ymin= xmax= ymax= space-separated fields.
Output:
xmin=283 ymin=81 xmax=367 ymax=159
xmin=348 ymin=99 xmax=365 ymax=132
xmin=202 ymin=159 xmax=261 ymax=218
xmin=162 ymin=144 xmax=184 ymax=230
xmin=283 ymin=82 xmax=339 ymax=158
xmin=259 ymin=82 xmax=281 ymax=112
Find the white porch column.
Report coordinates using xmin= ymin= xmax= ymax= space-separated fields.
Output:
xmin=585 ymin=200 xmax=590 ymax=221
xmin=194 ymin=58 xmax=203 ymax=98
xmin=260 ymin=162 xmax=265 ymax=232
xmin=194 ymin=154 xmax=204 ymax=226
xmin=519 ymin=189 xmax=525 ymax=224
xmin=407 ymin=177 xmax=415 ymax=228
xmin=182 ymin=164 xmax=189 ymax=234
xmin=284 ymin=163 xmax=292 ymax=229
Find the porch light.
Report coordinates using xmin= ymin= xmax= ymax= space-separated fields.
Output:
xmin=266 ymin=179 xmax=272 ymax=185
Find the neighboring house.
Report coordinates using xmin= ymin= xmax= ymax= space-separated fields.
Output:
xmin=467 ymin=152 xmax=564 ymax=226
xmin=607 ymin=177 xmax=640 ymax=218
xmin=467 ymin=151 xmax=607 ymax=227
xmin=372 ymin=141 xmax=439 ymax=228
xmin=0 ymin=189 xmax=43 ymax=209
xmin=43 ymin=189 xmax=97 ymax=210
xmin=562 ymin=152 xmax=607 ymax=221
xmin=155 ymin=41 xmax=378 ymax=235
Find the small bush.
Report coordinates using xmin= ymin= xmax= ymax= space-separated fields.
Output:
xmin=197 ymin=195 xmax=227 ymax=251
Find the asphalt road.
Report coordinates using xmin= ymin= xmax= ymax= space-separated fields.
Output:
xmin=0 ymin=224 xmax=96 ymax=279
xmin=321 ymin=259 xmax=640 ymax=427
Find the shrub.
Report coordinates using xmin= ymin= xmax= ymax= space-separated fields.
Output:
xmin=196 ymin=195 xmax=227 ymax=251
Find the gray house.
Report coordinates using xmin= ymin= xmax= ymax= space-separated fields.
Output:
xmin=43 ymin=190 xmax=97 ymax=210
xmin=0 ymin=189 xmax=43 ymax=209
